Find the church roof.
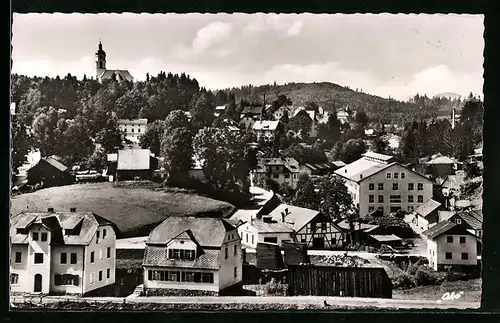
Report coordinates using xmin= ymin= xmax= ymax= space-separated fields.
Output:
xmin=99 ymin=69 xmax=134 ymax=82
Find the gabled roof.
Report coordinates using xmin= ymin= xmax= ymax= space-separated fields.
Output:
xmin=143 ymin=246 xmax=220 ymax=269
xmin=252 ymin=120 xmax=280 ymax=131
xmin=368 ymin=234 xmax=402 ymax=242
xmin=99 ymin=69 xmax=134 ymax=82
xmin=241 ymin=106 xmax=265 ymax=115
xmin=146 ymin=216 xmax=235 ymax=248
xmin=415 ymin=199 xmax=442 ymax=218
xmin=255 ymin=157 xmax=300 ymax=173
xmin=117 ymin=149 xmax=151 ymax=170
xmin=452 ymin=210 xmax=483 ymax=231
xmin=10 ymin=211 xmax=116 ymax=245
xmin=267 ymin=204 xmax=320 ymax=232
xmin=442 ymin=172 xmax=466 ymax=190
xmin=118 ymin=118 xmax=148 ymax=125
xmin=423 ymin=154 xmax=458 ymax=165
xmin=362 ymin=152 xmax=396 ymax=162
xmin=303 ymin=162 xmax=340 ymax=172
xmin=422 ymin=221 xmax=457 ymax=239
xmin=248 ymin=220 xmax=294 ymax=233
xmin=43 ymin=157 xmax=68 ymax=172
xmin=256 ymin=192 xmax=282 ymax=216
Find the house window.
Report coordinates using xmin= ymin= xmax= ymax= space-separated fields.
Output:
xmin=311 ymin=222 xmax=316 ymax=231
xmin=394 ymin=172 xmax=399 ymax=179
xmin=90 ymin=251 xmax=95 ymax=263
xmin=408 ymin=195 xmax=414 ymax=203
xmin=321 ymin=222 xmax=327 ymax=230
xmin=378 ymin=183 xmax=384 ymax=190
xmin=455 ymin=219 xmax=462 ymax=225
xmin=34 ymin=253 xmax=43 ymax=264
xmin=284 ymin=174 xmax=290 ymax=179
xmin=183 ymin=272 xmax=195 ymax=282
xmin=389 ymin=195 xmax=402 ymax=204
xmin=369 ymin=183 xmax=374 ymax=190
xmin=107 ymin=247 xmax=111 ymax=258
xmin=418 ymin=183 xmax=424 ymax=191
xmin=103 ymin=229 xmax=107 ymax=239
xmin=225 ymin=247 xmax=228 ymax=259
xmin=301 ymin=238 xmax=306 ymax=243
xmin=445 ymin=252 xmax=452 ymax=260
xmin=252 ymin=235 xmax=255 ymax=244
xmin=264 ymin=237 xmax=278 ymax=244
xmin=15 ymin=252 xmax=22 ymax=263
xmin=107 ymin=268 xmax=110 ymax=279
xmin=386 ymin=173 xmax=391 ymax=179
xmin=368 ymin=207 xmax=375 ymax=213
xmin=96 ymin=231 xmax=100 ymax=244
xmin=10 ymin=273 xmax=19 ymax=285
xmin=408 ymin=183 xmax=414 ymax=190
xmin=60 ymin=253 xmax=67 ymax=264
xmin=401 ymin=173 xmax=405 ymax=179
xmin=41 ymin=232 xmax=48 ymax=242
xmin=378 ymin=195 xmax=384 ymax=203
xmin=460 ymin=236 xmax=466 ymax=244
xmin=90 ymin=273 xmax=94 ymax=283
xmin=32 ymin=232 xmax=39 ymax=241
xmin=447 ymin=236 xmax=453 ymax=243
xmin=234 ymin=245 xmax=237 ymax=256
xmin=461 ymin=253 xmax=469 ymax=260
xmin=138 ymin=128 xmax=141 ymax=133
xmin=234 ymin=267 xmax=238 ymax=278
xmin=99 ymin=270 xmax=103 ymax=281
xmin=131 ymin=128 xmax=134 ymax=132
xmin=168 ymin=271 xmax=180 ymax=282
xmin=392 ymin=183 xmax=399 ymax=191
xmin=408 ymin=206 xmax=414 ymax=212
xmin=369 ymin=195 xmax=375 ymax=203
xmin=331 ymin=238 xmax=336 ymax=246
xmin=201 ymin=273 xmax=214 ymax=283
xmin=70 ymin=253 xmax=77 ymax=264
xmin=418 ymin=195 xmax=424 ymax=203
xmin=273 ymin=174 xmax=279 ymax=179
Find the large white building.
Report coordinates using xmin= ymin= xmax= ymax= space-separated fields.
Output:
xmin=334 ymin=152 xmax=434 ymax=217
xmin=117 ymin=119 xmax=148 ymax=144
xmin=10 ymin=208 xmax=117 ymax=295
xmin=142 ymin=216 xmax=243 ymax=295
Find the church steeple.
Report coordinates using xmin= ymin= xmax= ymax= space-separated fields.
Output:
xmin=95 ymin=41 xmax=107 ymax=79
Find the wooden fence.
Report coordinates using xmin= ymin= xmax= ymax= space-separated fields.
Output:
xmin=287 ymin=265 xmax=392 ymax=299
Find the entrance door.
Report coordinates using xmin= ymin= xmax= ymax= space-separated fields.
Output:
xmin=312 ymin=237 xmax=325 ymax=249
xmin=34 ymin=274 xmax=42 ymax=292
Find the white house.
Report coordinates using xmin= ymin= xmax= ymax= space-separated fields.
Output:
xmin=422 ymin=220 xmax=479 ymax=271
xmin=238 ymin=217 xmax=295 ymax=249
xmin=142 ymin=216 xmax=242 ymax=295
xmin=10 ymin=208 xmax=117 ymax=295
xmin=239 ymin=106 xmax=265 ymax=130
xmin=252 ymin=120 xmax=280 ymax=141
xmin=337 ymin=110 xmax=350 ymax=124
xmin=251 ymin=157 xmax=300 ymax=189
xmin=117 ymin=119 xmax=148 ymax=144
xmin=334 ymin=152 xmax=434 ymax=217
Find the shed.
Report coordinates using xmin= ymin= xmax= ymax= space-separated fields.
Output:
xmin=116 ymin=149 xmax=158 ymax=181
xmin=366 ymin=234 xmax=403 ymax=249
xmin=26 ymin=156 xmax=74 ymax=188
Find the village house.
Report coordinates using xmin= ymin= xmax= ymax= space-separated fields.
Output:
xmin=299 ymin=161 xmax=346 ymax=176
xmin=27 ymin=156 xmax=74 ymax=188
xmin=292 ymin=108 xmax=319 ymax=138
xmin=422 ymin=220 xmax=479 ymax=272
xmin=252 ymin=120 xmax=281 ymax=141
xmin=410 ymin=198 xmax=447 ymax=231
xmin=251 ymin=157 xmax=300 ymax=189
xmin=117 ymin=119 xmax=148 ymax=145
xmin=239 ymin=106 xmax=265 ymax=130
xmin=337 ymin=109 xmax=350 ymax=124
xmin=142 ymin=216 xmax=242 ymax=296
xmin=414 ymin=154 xmax=462 ymax=180
xmin=214 ymin=105 xmax=227 ymax=118
xmin=272 ymin=105 xmax=293 ymax=121
xmin=116 ymin=149 xmax=158 ymax=181
xmin=238 ymin=215 xmax=295 ymax=249
xmin=334 ymin=152 xmax=434 ymax=217
xmin=10 ymin=208 xmax=118 ymax=295
xmin=440 ymin=170 xmax=467 ymax=208
xmin=95 ymin=41 xmax=134 ymax=83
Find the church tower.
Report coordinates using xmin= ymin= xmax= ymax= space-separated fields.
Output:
xmin=95 ymin=41 xmax=107 ymax=79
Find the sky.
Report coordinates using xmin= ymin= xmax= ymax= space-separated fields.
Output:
xmin=12 ymin=13 xmax=484 ymax=101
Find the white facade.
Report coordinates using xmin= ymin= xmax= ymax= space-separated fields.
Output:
xmin=237 ymin=220 xmax=294 ymax=249
xmin=426 ymin=233 xmax=478 ymax=271
xmin=118 ymin=119 xmax=148 ymax=143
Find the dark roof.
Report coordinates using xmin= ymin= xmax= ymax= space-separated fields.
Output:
xmin=241 ymin=106 xmax=264 ymax=115
xmin=256 ymin=192 xmax=282 ymax=216
xmin=143 ymin=246 xmax=220 ymax=269
xmin=147 ymin=216 xmax=235 ymax=248
xmin=422 ymin=221 xmax=457 ymax=239
xmin=453 ymin=210 xmax=483 ymax=231
xmin=415 ymin=199 xmax=442 ymax=218
xmin=10 ymin=211 xmax=116 ymax=245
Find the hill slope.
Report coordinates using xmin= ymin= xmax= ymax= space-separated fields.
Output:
xmin=10 ymin=183 xmax=236 ymax=238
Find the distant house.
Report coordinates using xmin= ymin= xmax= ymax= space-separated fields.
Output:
xmin=238 ymin=216 xmax=295 ymax=249
xmin=299 ymin=161 xmax=345 ymax=176
xmin=117 ymin=119 xmax=148 ymax=144
xmin=189 ymin=155 xmax=206 ymax=182
xmin=251 ymin=157 xmax=300 ymax=189
xmin=291 ymin=108 xmax=318 ymax=138
xmin=468 ymin=147 xmax=483 ymax=163
xmin=441 ymin=171 xmax=466 ymax=201
xmin=337 ymin=110 xmax=350 ymax=124
xmin=116 ymin=149 xmax=158 ymax=181
xmin=214 ymin=105 xmax=227 ymax=118
xmin=27 ymin=156 xmax=74 ymax=188
xmin=239 ymin=106 xmax=265 ymax=130
xmin=252 ymin=120 xmax=281 ymax=141
xmin=10 ymin=208 xmax=118 ymax=295
xmin=422 ymin=221 xmax=479 ymax=272
xmin=142 ymin=216 xmax=242 ymax=296
xmin=415 ymin=154 xmax=462 ymax=179
xmin=272 ymin=105 xmax=293 ymax=121
xmin=218 ymin=118 xmax=240 ymax=132
xmin=411 ymin=199 xmax=447 ymax=231
xmin=446 ymin=209 xmax=483 ymax=240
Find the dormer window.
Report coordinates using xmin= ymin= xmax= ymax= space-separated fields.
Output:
xmin=32 ymin=232 xmax=39 ymax=241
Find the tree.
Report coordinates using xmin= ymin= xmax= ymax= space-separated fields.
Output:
xmin=354 ymin=110 xmax=369 ymax=128
xmin=289 ymin=110 xmax=312 ymax=140
xmin=296 ymin=172 xmax=310 ymax=191
xmin=371 ymin=136 xmax=388 ymax=154
xmin=189 ymin=92 xmax=215 ymax=129
xmin=464 ymin=161 xmax=482 ymax=179
xmin=31 ymin=106 xmax=61 ymax=157
xmin=161 ymin=127 xmax=194 ymax=181
xmin=60 ymin=117 xmax=94 ymax=166
xmin=139 ymin=120 xmax=166 ymax=156
xmin=281 ymin=143 xmax=328 ymax=164
xmin=86 ymin=148 xmax=108 ymax=170
xmin=291 ymin=179 xmax=321 ymax=210
xmin=319 ymin=111 xmax=341 ymax=146
xmin=11 ymin=116 xmax=32 ymax=173
xmin=95 ymin=120 xmax=124 ymax=153
xmin=164 ymin=109 xmax=190 ymax=130
xmin=333 ymin=138 xmax=366 ymax=164
xmin=224 ymin=93 xmax=239 ymax=122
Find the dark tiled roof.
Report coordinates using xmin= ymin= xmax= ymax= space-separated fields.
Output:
xmin=454 ymin=210 xmax=483 ymax=231
xmin=241 ymin=106 xmax=264 ymax=115
xmin=415 ymin=199 xmax=442 ymax=218
xmin=147 ymin=216 xmax=235 ymax=248
xmin=422 ymin=221 xmax=457 ymax=239
xmin=143 ymin=246 xmax=220 ymax=269
xmin=256 ymin=192 xmax=282 ymax=216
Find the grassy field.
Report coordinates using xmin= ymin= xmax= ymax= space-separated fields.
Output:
xmin=11 ymin=182 xmax=236 ymax=238
xmin=393 ymin=279 xmax=482 ymax=303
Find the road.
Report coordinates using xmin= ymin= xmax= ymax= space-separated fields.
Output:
xmin=10 ymin=294 xmax=479 ymax=310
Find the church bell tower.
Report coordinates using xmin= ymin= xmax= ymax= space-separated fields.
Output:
xmin=95 ymin=41 xmax=107 ymax=79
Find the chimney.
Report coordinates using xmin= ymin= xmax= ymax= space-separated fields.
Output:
xmin=70 ymin=207 xmax=76 ymax=212
xmin=47 ymin=207 xmax=54 ymax=213
xmin=281 ymin=211 xmax=286 ymax=222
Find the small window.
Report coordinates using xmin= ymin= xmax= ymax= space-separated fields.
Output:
xmin=252 ymin=235 xmax=254 ymax=244
xmin=369 ymin=195 xmax=375 ymax=203
xmin=99 ymin=270 xmax=103 ymax=281
xmin=284 ymin=174 xmax=290 ymax=179
xmin=107 ymin=268 xmax=110 ymax=279
xmin=60 ymin=253 xmax=67 ymax=264
xmin=15 ymin=252 xmax=22 ymax=263
xmin=378 ymin=195 xmax=384 ymax=203
xmin=90 ymin=272 xmax=94 ymax=284
xmin=394 ymin=172 xmax=399 ymax=179
xmin=99 ymin=249 xmax=103 ymax=260
xmin=32 ymin=232 xmax=39 ymax=241
xmin=34 ymin=253 xmax=44 ymax=264
xmin=107 ymin=247 xmax=111 ymax=258
xmin=460 ymin=236 xmax=466 ymax=244
xmin=234 ymin=267 xmax=237 ymax=278
xmin=455 ymin=219 xmax=462 ymax=225
xmin=225 ymin=247 xmax=228 ymax=259
xmin=368 ymin=206 xmax=375 ymax=213
xmin=445 ymin=252 xmax=452 ymax=260
xmin=408 ymin=195 xmax=414 ymax=203
xmin=369 ymin=183 xmax=374 ymax=191
xmin=418 ymin=195 xmax=424 ymax=203
xmin=70 ymin=253 xmax=77 ymax=264
xmin=461 ymin=253 xmax=469 ymax=260
xmin=96 ymin=231 xmax=100 ymax=244
xmin=41 ymin=232 xmax=48 ymax=242
xmin=234 ymin=245 xmax=237 ymax=256
xmin=378 ymin=183 xmax=384 ymax=190
xmin=392 ymin=183 xmax=399 ymax=191
xmin=386 ymin=173 xmax=391 ymax=179
xmin=263 ymin=237 xmax=278 ymax=244
xmin=408 ymin=183 xmax=414 ymax=191
xmin=447 ymin=236 xmax=453 ymax=243
xmin=138 ymin=128 xmax=141 ymax=133
xmin=11 ymin=273 xmax=19 ymax=285
xmin=301 ymin=238 xmax=306 ymax=243
xmin=418 ymin=183 xmax=424 ymax=191
xmin=401 ymin=172 xmax=405 ymax=179
xmin=246 ymin=233 xmax=248 ymax=242
xmin=321 ymin=222 xmax=326 ymax=230
xmin=408 ymin=205 xmax=414 ymax=212
xmin=103 ymin=229 xmax=107 ymax=239
xmin=90 ymin=251 xmax=95 ymax=263
xmin=131 ymin=128 xmax=134 ymax=133
xmin=311 ymin=222 xmax=316 ymax=230
xmin=273 ymin=173 xmax=279 ymax=179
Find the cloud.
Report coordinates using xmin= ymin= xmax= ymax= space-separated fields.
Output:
xmin=176 ymin=21 xmax=234 ymax=58
xmin=286 ymin=20 xmax=304 ymax=36
xmin=242 ymin=14 xmax=304 ymax=37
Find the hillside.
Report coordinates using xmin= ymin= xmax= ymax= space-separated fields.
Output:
xmin=10 ymin=183 xmax=236 ymax=238
xmin=224 ymin=82 xmax=458 ymax=123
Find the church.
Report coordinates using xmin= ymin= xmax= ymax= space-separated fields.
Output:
xmin=95 ymin=41 xmax=134 ymax=83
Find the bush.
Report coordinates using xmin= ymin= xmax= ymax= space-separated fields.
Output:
xmin=262 ymin=277 xmax=288 ymax=296
xmin=414 ymin=266 xmax=443 ymax=286
xmin=394 ymin=272 xmax=416 ymax=289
